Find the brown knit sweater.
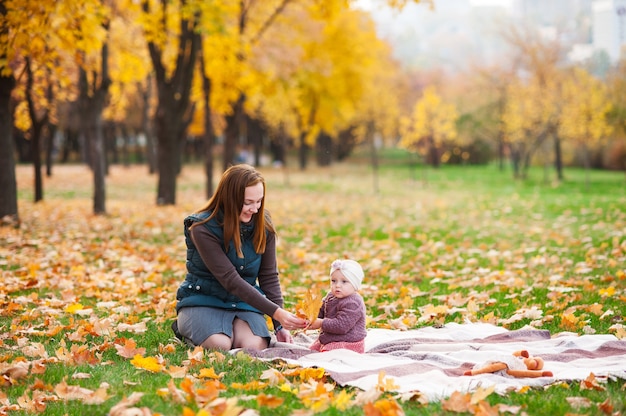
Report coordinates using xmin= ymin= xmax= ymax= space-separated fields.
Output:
xmin=318 ymin=293 xmax=367 ymax=344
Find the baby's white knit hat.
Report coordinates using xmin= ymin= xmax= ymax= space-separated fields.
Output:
xmin=330 ymin=259 xmax=364 ymax=291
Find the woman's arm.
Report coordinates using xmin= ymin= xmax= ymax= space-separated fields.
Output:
xmin=191 ymin=225 xmax=280 ymax=317
xmin=256 ymin=232 xmax=283 ymax=308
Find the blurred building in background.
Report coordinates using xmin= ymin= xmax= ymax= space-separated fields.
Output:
xmin=592 ymin=0 xmax=626 ymax=62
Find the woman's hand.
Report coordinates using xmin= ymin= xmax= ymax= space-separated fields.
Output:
xmin=273 ymin=308 xmax=308 ymax=331
xmin=275 ymin=328 xmax=293 ymax=343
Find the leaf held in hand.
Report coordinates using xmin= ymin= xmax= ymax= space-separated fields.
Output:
xmin=295 ymin=289 xmax=324 ymax=323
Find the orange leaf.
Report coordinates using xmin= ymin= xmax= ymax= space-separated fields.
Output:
xmin=579 ymin=372 xmax=605 ymax=391
xmin=197 ymin=367 xmax=223 ymax=379
xmin=364 ymin=398 xmax=404 ymax=416
xmin=295 ymin=288 xmax=324 ymax=323
xmin=115 ymin=338 xmax=146 ymax=359
xmin=442 ymin=391 xmax=472 ymax=413
xmin=195 ymin=380 xmax=224 ymax=405
xmin=257 ymin=393 xmax=284 ymax=408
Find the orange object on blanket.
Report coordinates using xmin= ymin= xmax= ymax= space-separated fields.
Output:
xmin=463 ymin=350 xmax=554 ymax=378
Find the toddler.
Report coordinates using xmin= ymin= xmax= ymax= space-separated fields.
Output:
xmin=308 ymin=259 xmax=367 ymax=353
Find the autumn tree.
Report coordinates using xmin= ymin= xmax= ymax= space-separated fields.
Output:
xmin=247 ymin=4 xmax=399 ymax=171
xmin=0 ymin=0 xmax=91 ymax=219
xmin=558 ymin=67 xmax=613 ymax=187
xmin=499 ymin=22 xmax=567 ymax=180
xmin=206 ymin=0 xmax=426 ymax=174
xmin=1 ymin=0 xmax=115 ymax=216
xmin=459 ymin=64 xmax=517 ymax=171
xmin=605 ymin=59 xmax=626 ymax=173
xmin=501 ymin=73 xmax=563 ymax=179
xmin=341 ymin=18 xmax=403 ymax=191
xmin=140 ymin=0 xmax=200 ymax=206
xmin=399 ymin=85 xmax=458 ymax=169
xmin=0 ymin=0 xmax=60 ymax=214
xmin=0 ymin=0 xmax=18 ymax=225
xmin=103 ymin=4 xmax=153 ymax=170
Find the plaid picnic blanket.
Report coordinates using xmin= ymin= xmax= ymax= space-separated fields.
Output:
xmin=247 ymin=322 xmax=626 ymax=401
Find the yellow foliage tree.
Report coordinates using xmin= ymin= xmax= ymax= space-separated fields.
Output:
xmin=248 ymin=4 xmax=403 ymax=170
xmin=558 ymin=67 xmax=613 ymax=186
xmin=3 ymin=0 xmax=109 ymax=210
xmin=501 ymin=73 xmax=560 ymax=179
xmin=399 ymin=85 xmax=458 ymax=167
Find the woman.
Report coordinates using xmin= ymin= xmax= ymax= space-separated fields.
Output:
xmin=173 ymin=164 xmax=307 ymax=350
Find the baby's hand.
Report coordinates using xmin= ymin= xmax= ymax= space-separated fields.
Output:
xmin=307 ymin=318 xmax=323 ymax=330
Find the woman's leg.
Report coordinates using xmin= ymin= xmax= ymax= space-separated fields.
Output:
xmin=200 ymin=333 xmax=233 ymax=351
xmin=232 ymin=318 xmax=269 ymax=350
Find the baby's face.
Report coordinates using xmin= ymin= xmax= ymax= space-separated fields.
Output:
xmin=330 ymin=270 xmax=356 ymax=298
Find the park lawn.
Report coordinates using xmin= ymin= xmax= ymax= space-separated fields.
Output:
xmin=1 ymin=161 xmax=625 ymax=415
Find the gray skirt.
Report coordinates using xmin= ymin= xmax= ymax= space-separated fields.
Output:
xmin=176 ymin=306 xmax=270 ymax=346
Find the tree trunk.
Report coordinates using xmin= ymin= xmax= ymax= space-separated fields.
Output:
xmin=141 ymin=75 xmax=157 ymax=174
xmin=553 ymin=135 xmax=563 ymax=181
xmin=0 ymin=65 xmax=18 ymax=225
xmin=269 ymin=129 xmax=286 ymax=167
xmin=24 ymin=58 xmax=47 ymax=203
xmin=368 ymin=121 xmax=379 ymax=194
xmin=78 ymin=33 xmax=111 ymax=215
xmin=298 ymin=135 xmax=309 ymax=170
xmin=144 ymin=1 xmax=200 ymax=204
xmin=429 ymin=137 xmax=440 ymax=168
xmin=82 ymin=107 xmax=107 ymax=214
xmin=45 ymin=124 xmax=56 ymax=177
xmin=511 ymin=147 xmax=521 ymax=179
xmin=248 ymin=115 xmax=264 ymax=167
xmin=32 ymin=127 xmax=43 ymax=202
xmin=223 ymin=95 xmax=245 ymax=171
xmin=315 ymin=133 xmax=332 ymax=166
xmin=201 ymin=64 xmax=216 ymax=199
xmin=582 ymin=144 xmax=590 ymax=190
xmin=497 ymin=134 xmax=505 ymax=171
xmin=79 ymin=78 xmax=108 ymax=214
xmin=155 ymin=102 xmax=183 ymax=205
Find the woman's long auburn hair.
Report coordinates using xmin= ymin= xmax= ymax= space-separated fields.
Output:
xmin=191 ymin=164 xmax=275 ymax=257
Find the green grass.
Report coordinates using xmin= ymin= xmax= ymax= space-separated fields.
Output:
xmin=2 ymin=161 xmax=625 ymax=415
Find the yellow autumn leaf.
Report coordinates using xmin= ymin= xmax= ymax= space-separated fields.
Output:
xmin=332 ymin=389 xmax=354 ymax=410
xmin=470 ymin=385 xmax=495 ymax=405
xmin=376 ymin=370 xmax=400 ymax=392
xmin=295 ymin=288 xmax=324 ymax=323
xmin=285 ymin=366 xmax=326 ymax=381
xmin=560 ymin=313 xmax=581 ymax=331
xmin=197 ymin=367 xmax=223 ymax=379
xmin=279 ymin=383 xmax=297 ymax=394
xmin=231 ymin=380 xmax=268 ymax=390
xmin=130 ymin=354 xmax=164 ymax=373
xmin=599 ymin=286 xmax=615 ymax=297
xmin=65 ymin=303 xmax=84 ymax=313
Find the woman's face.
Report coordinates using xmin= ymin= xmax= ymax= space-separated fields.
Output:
xmin=239 ymin=182 xmax=264 ymax=223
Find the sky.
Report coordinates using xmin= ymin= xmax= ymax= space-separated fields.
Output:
xmin=353 ymin=0 xmax=517 ymax=72
xmin=468 ymin=0 xmax=512 ymax=7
